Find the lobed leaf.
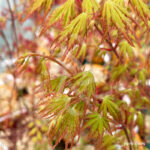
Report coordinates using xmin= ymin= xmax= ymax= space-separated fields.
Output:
xmin=50 ymin=75 xmax=67 ymax=92
xmin=84 ymin=112 xmax=109 ymax=135
xmin=100 ymin=95 xmax=120 ymax=119
xmin=58 ymin=12 xmax=88 ymax=49
xmin=48 ymin=107 xmax=80 ymax=148
xmin=111 ymin=64 xmax=128 ymax=80
xmin=73 ymin=43 xmax=87 ymax=60
xmin=138 ymin=68 xmax=147 ymax=84
xmin=101 ymin=134 xmax=118 ymax=150
xmin=82 ymin=0 xmax=100 ymax=15
xmin=73 ymin=71 xmax=96 ymax=97
xmin=136 ymin=111 xmax=144 ymax=131
xmin=119 ymin=40 xmax=134 ymax=58
xmin=39 ymin=94 xmax=71 ymax=118
xmin=21 ymin=0 xmax=53 ymax=22
xmin=41 ymin=0 xmax=75 ymax=34
xmin=41 ymin=60 xmax=50 ymax=81
xmin=130 ymin=0 xmax=150 ymax=27
xmin=102 ymin=0 xmax=138 ymax=46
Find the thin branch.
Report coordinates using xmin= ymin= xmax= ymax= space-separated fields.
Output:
xmin=7 ymin=0 xmax=19 ymax=56
xmin=94 ymin=24 xmax=123 ymax=63
xmin=122 ymin=126 xmax=133 ymax=150
xmin=0 ymin=27 xmax=12 ymax=57
xmin=19 ymin=53 xmax=74 ymax=75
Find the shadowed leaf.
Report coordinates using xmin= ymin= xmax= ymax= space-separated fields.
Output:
xmin=84 ymin=112 xmax=109 ymax=136
xmin=73 ymin=71 xmax=95 ymax=97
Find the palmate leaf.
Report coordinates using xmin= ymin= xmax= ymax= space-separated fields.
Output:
xmin=119 ymin=40 xmax=134 ymax=58
xmin=130 ymin=0 xmax=150 ymax=26
xmin=75 ymin=100 xmax=85 ymax=115
xmin=41 ymin=0 xmax=75 ymax=34
xmin=82 ymin=0 xmax=100 ymax=14
xmin=113 ymin=0 xmax=125 ymax=6
xmin=99 ymin=95 xmax=120 ymax=119
xmin=50 ymin=75 xmax=67 ymax=92
xmin=48 ymin=107 xmax=80 ymax=148
xmin=40 ymin=59 xmax=52 ymax=91
xmin=73 ymin=71 xmax=96 ymax=97
xmin=73 ymin=43 xmax=87 ymax=60
xmin=102 ymin=0 xmax=130 ymax=29
xmin=101 ymin=134 xmax=118 ymax=150
xmin=111 ymin=64 xmax=128 ymax=80
xmin=41 ymin=60 xmax=49 ymax=81
xmin=21 ymin=0 xmax=53 ymax=21
xmin=58 ymin=12 xmax=88 ymax=49
xmin=39 ymin=94 xmax=71 ymax=118
xmin=136 ymin=111 xmax=144 ymax=131
xmin=84 ymin=112 xmax=109 ymax=136
xmin=102 ymin=0 xmax=136 ymax=46
xmin=138 ymin=68 xmax=147 ymax=84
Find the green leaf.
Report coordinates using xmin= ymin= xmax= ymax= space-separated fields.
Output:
xmin=111 ymin=64 xmax=128 ymax=80
xmin=138 ymin=69 xmax=147 ymax=84
xmin=41 ymin=0 xmax=75 ymax=33
xmin=102 ymin=0 xmax=135 ymax=45
xmin=59 ymin=12 xmax=88 ymax=49
xmin=29 ymin=127 xmax=38 ymax=136
xmin=73 ymin=71 xmax=96 ymax=97
xmin=136 ymin=111 xmax=144 ymax=131
xmin=113 ymin=0 xmax=125 ymax=6
xmin=141 ymin=96 xmax=150 ymax=105
xmin=75 ymin=100 xmax=85 ymax=115
xmin=100 ymin=95 xmax=120 ymax=119
xmin=28 ymin=122 xmax=34 ymax=128
xmin=130 ymin=68 xmax=138 ymax=76
xmin=73 ymin=43 xmax=87 ymax=59
xmin=102 ymin=0 xmax=130 ymax=28
xmin=101 ymin=134 xmax=118 ymax=149
xmin=37 ymin=131 xmax=42 ymax=141
xmin=130 ymin=0 xmax=150 ymax=26
xmin=41 ymin=60 xmax=49 ymax=81
xmin=119 ymin=40 xmax=134 ymax=58
xmin=22 ymin=0 xmax=52 ymax=21
xmin=39 ymin=94 xmax=71 ymax=118
xmin=48 ymin=107 xmax=80 ymax=148
xmin=84 ymin=112 xmax=109 ymax=135
xmin=82 ymin=0 xmax=99 ymax=14
xmin=50 ymin=75 xmax=67 ymax=92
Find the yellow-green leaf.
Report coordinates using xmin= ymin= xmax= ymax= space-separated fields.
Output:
xmin=41 ymin=0 xmax=75 ymax=34
xmin=82 ymin=0 xmax=99 ymax=14
xmin=59 ymin=12 xmax=88 ymax=49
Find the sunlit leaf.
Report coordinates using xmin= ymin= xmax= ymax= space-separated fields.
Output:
xmin=58 ymin=12 xmax=88 ymax=49
xmin=21 ymin=0 xmax=53 ymax=21
xmin=82 ymin=0 xmax=99 ymax=14
xmin=102 ymin=0 xmax=139 ymax=46
xmin=41 ymin=0 xmax=75 ymax=34
xmin=130 ymin=0 xmax=150 ymax=27
xmin=73 ymin=43 xmax=87 ymax=60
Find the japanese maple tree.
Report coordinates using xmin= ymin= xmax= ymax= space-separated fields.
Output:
xmin=15 ymin=0 xmax=150 ymax=149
